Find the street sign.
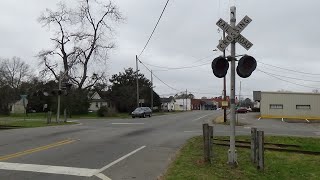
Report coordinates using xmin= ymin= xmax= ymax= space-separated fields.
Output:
xmin=222 ymin=101 xmax=228 ymax=107
xmin=235 ymin=34 xmax=253 ymax=50
xmin=216 ymin=15 xmax=253 ymax=51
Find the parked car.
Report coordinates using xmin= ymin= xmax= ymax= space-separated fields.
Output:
xmin=236 ymin=107 xmax=248 ymax=113
xmin=247 ymin=107 xmax=252 ymax=112
xmin=131 ymin=107 xmax=152 ymax=118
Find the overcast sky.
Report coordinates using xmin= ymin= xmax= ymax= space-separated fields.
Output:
xmin=1 ymin=0 xmax=320 ymax=99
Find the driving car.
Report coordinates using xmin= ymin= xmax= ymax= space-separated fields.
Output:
xmin=236 ymin=107 xmax=248 ymax=113
xmin=131 ymin=107 xmax=152 ymax=118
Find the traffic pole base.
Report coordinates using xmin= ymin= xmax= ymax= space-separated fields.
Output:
xmin=227 ymin=149 xmax=238 ymax=168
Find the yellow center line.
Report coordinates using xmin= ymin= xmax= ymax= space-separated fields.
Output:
xmin=0 ymin=139 xmax=76 ymax=161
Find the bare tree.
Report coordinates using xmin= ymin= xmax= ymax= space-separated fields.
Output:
xmin=312 ymin=89 xmax=319 ymax=93
xmin=38 ymin=0 xmax=122 ymax=89
xmin=0 ymin=57 xmax=31 ymax=89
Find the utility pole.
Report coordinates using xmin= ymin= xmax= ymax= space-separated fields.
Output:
xmin=223 ymin=30 xmax=227 ymax=123
xmin=239 ymin=81 xmax=242 ymax=107
xmin=57 ymin=71 xmax=62 ymax=123
xmin=228 ymin=6 xmax=237 ymax=166
xmin=151 ymin=70 xmax=153 ymax=110
xmin=186 ymin=89 xmax=188 ymax=111
xmin=136 ymin=55 xmax=139 ymax=108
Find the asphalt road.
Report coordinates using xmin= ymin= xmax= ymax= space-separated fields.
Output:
xmin=0 ymin=111 xmax=319 ymax=180
xmin=0 ymin=111 xmax=221 ymax=180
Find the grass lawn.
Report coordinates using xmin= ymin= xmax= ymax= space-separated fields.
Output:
xmin=164 ymin=136 xmax=320 ymax=180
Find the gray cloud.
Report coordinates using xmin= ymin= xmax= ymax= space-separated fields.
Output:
xmin=1 ymin=0 xmax=319 ymax=99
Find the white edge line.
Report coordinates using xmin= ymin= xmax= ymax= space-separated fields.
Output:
xmin=111 ymin=123 xmax=145 ymax=125
xmin=95 ymin=173 xmax=112 ymax=180
xmin=184 ymin=131 xmax=202 ymax=133
xmin=0 ymin=162 xmax=98 ymax=177
xmin=95 ymin=145 xmax=146 ymax=174
xmin=192 ymin=114 xmax=210 ymax=121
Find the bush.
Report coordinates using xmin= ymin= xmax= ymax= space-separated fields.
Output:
xmin=97 ymin=106 xmax=108 ymax=117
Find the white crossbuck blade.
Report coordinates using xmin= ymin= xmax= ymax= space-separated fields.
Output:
xmin=216 ymin=15 xmax=253 ymax=51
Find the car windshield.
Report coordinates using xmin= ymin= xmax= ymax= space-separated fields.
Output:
xmin=134 ymin=108 xmax=143 ymax=112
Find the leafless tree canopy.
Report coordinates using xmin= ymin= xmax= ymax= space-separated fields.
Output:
xmin=0 ymin=57 xmax=31 ymax=89
xmin=38 ymin=0 xmax=122 ymax=89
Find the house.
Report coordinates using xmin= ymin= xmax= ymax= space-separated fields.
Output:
xmin=254 ymin=91 xmax=320 ymax=119
xmin=9 ymin=98 xmax=27 ymax=114
xmin=88 ymin=91 xmax=115 ymax=112
xmin=160 ymin=97 xmax=175 ymax=111
xmin=174 ymin=98 xmax=191 ymax=111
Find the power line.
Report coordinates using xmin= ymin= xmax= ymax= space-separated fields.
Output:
xmin=138 ymin=58 xmax=181 ymax=92
xmin=142 ymin=53 xmax=218 ymax=71
xmin=138 ymin=0 xmax=170 ymax=57
xmin=257 ymin=61 xmax=320 ymax=76
xmin=258 ymin=69 xmax=319 ymax=89
xmin=257 ymin=69 xmax=320 ymax=83
xmin=144 ymin=61 xmax=210 ymax=70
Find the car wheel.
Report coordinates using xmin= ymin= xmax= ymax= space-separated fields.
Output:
xmin=143 ymin=113 xmax=146 ymax=118
xmin=149 ymin=114 xmax=152 ymax=117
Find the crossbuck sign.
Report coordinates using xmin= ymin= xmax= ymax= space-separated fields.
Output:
xmin=216 ymin=15 xmax=253 ymax=51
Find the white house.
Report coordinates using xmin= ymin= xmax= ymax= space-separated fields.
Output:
xmin=10 ymin=98 xmax=27 ymax=114
xmin=174 ymin=98 xmax=191 ymax=111
xmin=88 ymin=91 xmax=109 ymax=112
xmin=160 ymin=97 xmax=175 ymax=111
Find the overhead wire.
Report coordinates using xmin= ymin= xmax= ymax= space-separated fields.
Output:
xmin=257 ymin=69 xmax=320 ymax=83
xmin=143 ymin=61 xmax=210 ymax=70
xmin=257 ymin=61 xmax=320 ymax=76
xmin=257 ymin=69 xmax=319 ymax=89
xmin=142 ymin=52 xmax=217 ymax=70
xmin=138 ymin=57 xmax=182 ymax=92
xmin=138 ymin=0 xmax=170 ymax=57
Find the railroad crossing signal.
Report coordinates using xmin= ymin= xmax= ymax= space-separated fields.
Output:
xmin=216 ymin=15 xmax=253 ymax=51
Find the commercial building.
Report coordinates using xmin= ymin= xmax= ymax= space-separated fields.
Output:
xmin=191 ymin=99 xmax=218 ymax=110
xmin=253 ymin=91 xmax=320 ymax=119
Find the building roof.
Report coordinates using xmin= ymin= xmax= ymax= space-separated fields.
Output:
xmin=160 ymin=97 xmax=175 ymax=103
xmin=260 ymin=91 xmax=320 ymax=96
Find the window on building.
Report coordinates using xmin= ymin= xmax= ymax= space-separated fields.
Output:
xmin=95 ymin=102 xmax=99 ymax=108
xmin=296 ymin=105 xmax=311 ymax=110
xmin=270 ymin=104 xmax=283 ymax=109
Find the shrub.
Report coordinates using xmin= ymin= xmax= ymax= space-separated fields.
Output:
xmin=97 ymin=106 xmax=108 ymax=117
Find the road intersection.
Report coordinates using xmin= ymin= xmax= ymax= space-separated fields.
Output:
xmin=0 ymin=111 xmax=318 ymax=179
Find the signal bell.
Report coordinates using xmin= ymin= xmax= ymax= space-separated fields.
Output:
xmin=236 ymin=55 xmax=257 ymax=78
xmin=211 ymin=56 xmax=229 ymax=78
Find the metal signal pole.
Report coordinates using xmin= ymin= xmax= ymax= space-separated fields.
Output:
xmin=136 ymin=55 xmax=139 ymax=108
xmin=223 ymin=30 xmax=227 ymax=123
xmin=228 ymin=6 xmax=237 ymax=166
